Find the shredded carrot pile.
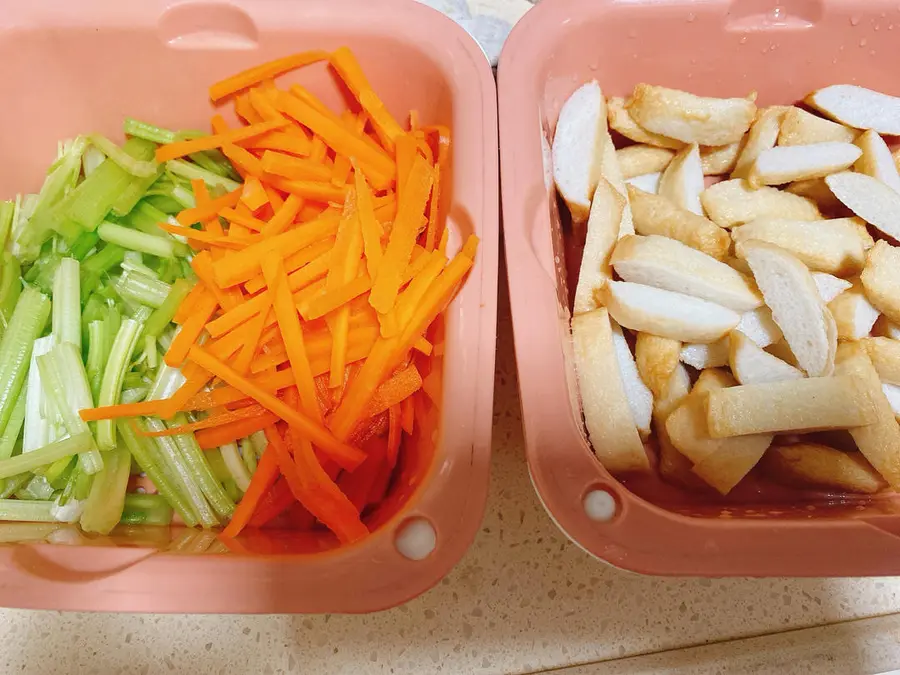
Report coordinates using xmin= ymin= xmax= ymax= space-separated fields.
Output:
xmin=80 ymin=48 xmax=477 ymax=544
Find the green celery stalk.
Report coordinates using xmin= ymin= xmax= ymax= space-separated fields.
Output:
xmin=96 ymin=319 xmax=142 ymax=450
xmin=0 ymin=499 xmax=56 ymax=522
xmin=120 ymin=493 xmax=174 ymax=526
xmin=82 ymin=243 xmax=127 ymax=274
xmin=146 ymin=363 xmax=186 ymax=402
xmin=97 ymin=222 xmax=175 ymax=259
xmin=166 ymin=159 xmax=241 ymax=192
xmin=110 ymin=164 xmax=165 ymax=218
xmin=0 ymin=390 xmax=26 ymax=460
xmin=23 ymin=336 xmax=57 ymax=454
xmin=15 ymin=474 xmax=55 ymax=501
xmin=0 ymin=201 xmax=14 ymax=252
xmin=141 ymin=279 xmax=192 ymax=340
xmin=82 ymin=146 xmax=106 ymax=176
xmin=0 ymin=252 xmax=22 ymax=333
xmin=87 ymin=135 xmax=158 ymax=178
xmin=67 ymin=231 xmax=100 ymax=261
xmin=116 ymin=420 xmax=199 ymax=527
xmin=0 ymin=473 xmax=31 ymax=500
xmin=143 ymin=195 xmax=185 ymax=215
xmin=120 ymin=387 xmax=148 ymax=404
xmin=85 ymin=320 xmax=110 ymax=401
xmin=188 ymin=151 xmax=233 ymax=179
xmin=169 ymin=416 xmax=235 ymax=520
xmin=240 ymin=436 xmax=257 ymax=475
xmin=46 ymin=456 xmax=76 ymax=490
xmin=0 ymin=432 xmax=92 ymax=480
xmin=36 ymin=343 xmax=104 ymax=474
xmin=171 ymin=186 xmax=196 ymax=209
xmin=0 ymin=287 xmax=51 ymax=438
xmin=129 ymin=201 xmax=169 ymax=228
xmin=52 ymin=258 xmax=81 ymax=350
xmin=123 ymin=119 xmax=176 ymax=144
xmin=220 ymin=442 xmax=251 ymax=493
xmin=80 ymin=445 xmax=131 ymax=534
xmin=115 ymin=270 xmax=171 ymax=308
xmin=66 ymin=138 xmax=157 ymax=233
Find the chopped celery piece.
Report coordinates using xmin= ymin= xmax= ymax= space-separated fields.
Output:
xmin=65 ymin=138 xmax=157 ymax=233
xmin=82 ymin=244 xmax=127 ymax=274
xmin=51 ymin=493 xmax=85 ymax=523
xmin=126 ymin=303 xmax=152 ymax=323
xmin=87 ymin=135 xmax=158 ymax=178
xmin=46 ymin=456 xmax=75 ymax=489
xmin=240 ymin=436 xmax=257 ymax=475
xmin=121 ymin=372 xmax=147 ymax=391
xmin=96 ymin=319 xmax=142 ymax=450
xmin=128 ymin=200 xmax=169 ymax=229
xmin=145 ymin=418 xmax=218 ymax=527
xmin=171 ymin=185 xmax=196 ymax=209
xmin=36 ymin=343 xmax=103 ymax=474
xmin=80 ymin=445 xmax=130 ymax=534
xmin=124 ymin=118 xmax=176 ymax=145
xmin=221 ymin=478 xmax=242 ymax=503
xmin=115 ymin=270 xmax=171 ymax=308
xmin=143 ymin=195 xmax=184 ymax=215
xmin=220 ymin=442 xmax=251 ymax=492
xmin=52 ymin=258 xmax=81 ymax=350
xmin=23 ymin=250 xmax=61 ymax=294
xmin=110 ymin=164 xmax=165 ymax=218
xmin=0 ymin=473 xmax=30 ymax=500
xmin=120 ymin=493 xmax=173 ymax=526
xmin=0 ymin=390 xmax=26 ymax=460
xmin=15 ymin=475 xmax=55 ymax=501
xmin=166 ymin=159 xmax=241 ymax=192
xmin=120 ymin=387 xmax=148 ymax=404
xmin=0 ymin=431 xmax=92 ymax=480
xmin=86 ymin=320 xmax=110 ymax=401
xmin=0 ymin=287 xmax=51 ymax=439
xmin=168 ymin=416 xmax=235 ymax=520
xmin=188 ymin=150 xmax=238 ymax=179
xmin=97 ymin=222 xmax=175 ymax=259
xmin=0 ymin=201 xmax=14 ymax=252
xmin=23 ymin=336 xmax=58 ymax=453
xmin=67 ymin=231 xmax=100 ymax=261
xmin=146 ymin=363 xmax=186 ymax=401
xmin=0 ymin=252 xmax=22 ymax=333
xmin=117 ymin=421 xmax=199 ymax=527
xmin=142 ymin=335 xmax=158 ymax=370
xmin=0 ymin=499 xmax=56 ymax=522
xmin=141 ymin=278 xmax=192 ymax=340
xmin=122 ymin=252 xmax=158 ymax=279
xmin=82 ymin=145 xmax=106 ymax=177
xmin=11 ymin=193 xmax=48 ymax=260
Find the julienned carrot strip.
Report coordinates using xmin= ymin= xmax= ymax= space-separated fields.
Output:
xmin=247 ymin=478 xmax=296 ymax=528
xmin=369 ymin=154 xmax=434 ymax=314
xmin=156 ymin=119 xmax=287 ymax=162
xmin=235 ymin=93 xmax=264 ymax=124
xmin=309 ymin=339 xmax=374 ymax=378
xmin=213 ymin=213 xmax=340 ymax=288
xmin=438 ymin=227 xmax=449 ymax=255
xmin=386 ymin=250 xmax=447 ymax=337
xmin=265 ymin=176 xmax=349 ymax=204
xmin=364 ymin=365 xmax=423 ymax=418
xmin=387 ymin=405 xmax=402 ymax=468
xmin=79 ymin=400 xmax=161 ymax=422
xmin=138 ymin=404 xmax=269 ymax=438
xmin=260 ymin=193 xmax=303 ymax=238
xmin=394 ymin=133 xmax=418 ymax=203
xmin=181 ymin=369 xmax=295 ymax=411
xmin=196 ymin=412 xmax=280 ymax=449
xmin=261 ymin=151 xmax=331 ymax=182
xmin=262 ymin=252 xmax=322 ymax=422
xmin=173 ymin=282 xmax=205 ymax=324
xmin=241 ymin=176 xmax=269 ymax=211
xmin=267 ymin=425 xmax=367 ymax=544
xmin=220 ymin=144 xmax=263 ymax=180
xmin=251 ymin=325 xmax=379 ymax=374
xmin=247 ymin=130 xmax=311 ymax=156
xmin=426 ymin=126 xmax=452 ymax=250
xmin=165 ymin=290 xmax=218 ymax=367
xmin=191 ymin=252 xmax=243 ymax=311
xmin=272 ymin=90 xmax=395 ymax=190
xmin=157 ymin=223 xmax=250 ymax=250
xmin=222 ymin=445 xmax=280 ymax=538
xmin=330 ymin=47 xmax=405 ymax=151
xmin=219 ymin=207 xmax=267 ymax=232
xmin=329 ymin=245 xmax=476 ymax=440
xmin=331 ymin=112 xmax=365 ymax=187
xmin=300 ymin=274 xmax=372 ymax=321
xmin=176 ymin=187 xmax=243 ymax=226
xmin=338 ymin=437 xmax=386 ymax=513
xmin=400 ymin=395 xmax=415 ymax=434
xmin=247 ymin=86 xmax=286 ymax=123
xmin=187 ymin=345 xmax=364 ymax=469
xmin=355 ymin=170 xmax=384 ymax=281
xmin=233 ymin=295 xmax=270 ymax=375
xmin=209 ymin=49 xmax=331 ymax=102
xmin=262 ymin=183 xmax=284 ymax=211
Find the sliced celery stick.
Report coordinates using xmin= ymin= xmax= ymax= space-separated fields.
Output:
xmin=110 ymin=164 xmax=165 ymax=218
xmin=146 ymin=363 xmax=186 ymax=402
xmin=96 ymin=319 xmax=142 ymax=450
xmin=0 ymin=201 xmax=14 ymax=252
xmin=120 ymin=493 xmax=173 ymax=526
xmin=87 ymin=135 xmax=158 ymax=178
xmin=220 ymin=442 xmax=251 ymax=492
xmin=0 ymin=499 xmax=56 ymax=522
xmin=239 ymin=436 xmax=257 ymax=475
xmin=85 ymin=320 xmax=110 ymax=401
xmin=23 ymin=336 xmax=55 ymax=454
xmin=123 ymin=118 xmax=176 ymax=145
xmin=144 ymin=418 xmax=217 ymax=527
xmin=170 ymin=185 xmax=196 ymax=209
xmin=0 ymin=432 xmax=92 ymax=480
xmin=0 ymin=288 xmax=50 ymax=439
xmin=0 ymin=473 xmax=31 ymax=500
xmin=141 ymin=279 xmax=192 ymax=340
xmin=115 ymin=270 xmax=171 ymax=308
xmin=15 ymin=474 xmax=55 ymax=501
xmin=120 ymin=387 xmax=148 ymax=405
xmin=97 ymin=222 xmax=175 ymax=259
xmin=116 ymin=421 xmax=199 ymax=527
xmin=82 ymin=243 xmax=127 ymax=274
xmin=80 ymin=445 xmax=130 ymax=534
xmin=167 ymin=159 xmax=241 ymax=192
xmin=82 ymin=145 xmax=106 ymax=177
xmin=0 ymin=252 xmax=22 ymax=334
xmin=66 ymin=138 xmax=156 ymax=232
xmin=46 ymin=456 xmax=75 ymax=490
xmin=0 ymin=390 xmax=26 ymax=460
xmin=67 ymin=231 xmax=100 ymax=261
xmin=52 ymin=258 xmax=81 ymax=350
xmin=169 ymin=417 xmax=235 ymax=520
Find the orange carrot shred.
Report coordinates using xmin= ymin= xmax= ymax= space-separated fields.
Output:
xmin=222 ymin=446 xmax=280 ymax=538
xmin=400 ymin=395 xmax=415 ymax=435
xmin=233 ymin=296 xmax=271 ymax=376
xmin=176 ymin=187 xmax=242 ymax=226
xmin=261 ymin=150 xmax=332 ymax=182
xmin=394 ymin=133 xmax=418 ymax=202
xmin=235 ymin=93 xmax=264 ymax=125
xmin=138 ymin=404 xmax=269 ymax=438
xmin=260 ymin=193 xmax=303 ymax=238
xmin=209 ymin=50 xmax=331 ymax=102
xmin=247 ymin=130 xmax=311 ymax=156
xmin=196 ymin=413 xmax=281 ymax=450
xmin=240 ymin=176 xmax=269 ymax=211
xmin=156 ymin=119 xmax=287 ymax=162
xmin=300 ymin=274 xmax=373 ymax=321
xmin=387 ymin=405 xmax=402 ymax=468
xmin=165 ymin=290 xmax=218 ymax=367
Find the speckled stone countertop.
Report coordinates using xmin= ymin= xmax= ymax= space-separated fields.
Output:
xmin=4 ymin=2 xmax=900 ymax=674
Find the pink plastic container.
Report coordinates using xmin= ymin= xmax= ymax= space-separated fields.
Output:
xmin=0 ymin=0 xmax=498 ymax=612
xmin=499 ymin=0 xmax=900 ymax=576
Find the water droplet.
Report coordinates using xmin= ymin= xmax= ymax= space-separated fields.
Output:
xmin=875 ymin=24 xmax=881 ymax=30
xmin=871 ymin=50 xmax=877 ymax=56
xmin=761 ymin=45 xmax=770 ymax=54
xmin=589 ymin=63 xmax=598 ymax=71
xmin=850 ymin=15 xmax=861 ymax=26
xmin=739 ymin=35 xmax=748 ymax=44
xmin=687 ymin=12 xmax=696 ymax=22
xmin=628 ymin=29 xmax=637 ymax=39
xmin=690 ymin=57 xmax=697 ymax=65
xmin=832 ymin=58 xmax=838 ymax=64
xmin=890 ymin=24 xmax=895 ymax=30
xmin=770 ymin=42 xmax=778 ymax=51
xmin=772 ymin=6 xmax=785 ymax=19
xmin=860 ymin=37 xmax=868 ymax=46
xmin=839 ymin=44 xmax=846 ymax=51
